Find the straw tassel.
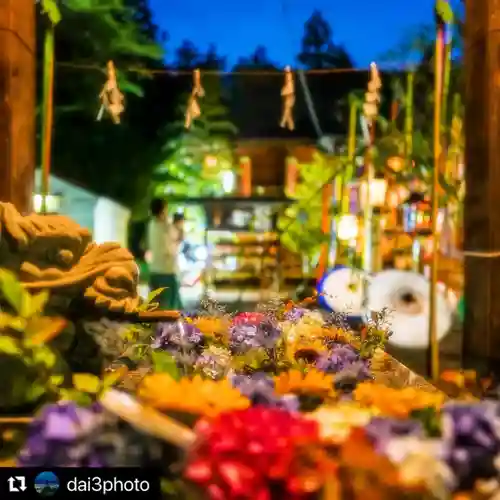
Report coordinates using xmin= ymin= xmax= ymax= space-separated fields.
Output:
xmin=97 ymin=60 xmax=124 ymax=124
xmin=363 ymin=62 xmax=382 ymax=124
xmin=185 ymin=68 xmax=204 ymax=129
xmin=280 ymin=66 xmax=295 ymax=131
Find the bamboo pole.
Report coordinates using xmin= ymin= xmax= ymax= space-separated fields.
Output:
xmin=39 ymin=0 xmax=61 ymax=214
xmin=40 ymin=26 xmax=55 ymax=213
xmin=317 ymin=179 xmax=333 ymax=280
xmin=404 ymin=72 xmax=414 ymax=162
xmin=341 ymin=96 xmax=358 ymax=215
xmin=428 ymin=17 xmax=446 ymax=381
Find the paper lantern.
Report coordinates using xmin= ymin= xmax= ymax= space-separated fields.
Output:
xmin=239 ymin=156 xmax=252 ymax=197
xmin=33 ymin=193 xmax=62 ymax=214
xmin=359 ymin=177 xmax=388 ymax=208
xmin=337 ymin=214 xmax=359 ymax=241
xmin=387 ymin=156 xmax=404 ymax=172
xmin=285 ymin=156 xmax=298 ymax=195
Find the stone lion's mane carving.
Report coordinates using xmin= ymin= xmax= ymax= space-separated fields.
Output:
xmin=0 ymin=202 xmax=140 ymax=313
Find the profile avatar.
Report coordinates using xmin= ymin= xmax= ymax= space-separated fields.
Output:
xmin=34 ymin=471 xmax=59 ymax=497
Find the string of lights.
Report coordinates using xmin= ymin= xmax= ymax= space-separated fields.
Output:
xmin=56 ymin=61 xmax=383 ymax=76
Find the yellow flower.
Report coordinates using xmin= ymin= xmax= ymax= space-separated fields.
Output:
xmin=286 ymin=337 xmax=327 ymax=363
xmin=305 ymin=402 xmax=377 ymax=443
xmin=274 ymin=369 xmax=336 ymax=398
xmin=191 ymin=317 xmax=230 ymax=340
xmin=354 ymin=382 xmax=445 ymax=418
xmin=137 ymin=374 xmax=249 ymax=417
xmin=282 ymin=322 xmax=324 ymax=343
xmin=322 ymin=327 xmax=356 ymax=346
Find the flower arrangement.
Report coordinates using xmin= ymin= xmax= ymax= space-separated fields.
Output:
xmin=6 ymin=284 xmax=500 ymax=499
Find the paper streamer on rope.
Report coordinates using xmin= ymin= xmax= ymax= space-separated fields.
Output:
xmin=97 ymin=61 xmax=124 ymax=124
xmin=185 ymin=68 xmax=205 ymax=129
xmin=280 ymin=66 xmax=295 ymax=131
xmin=317 ymin=265 xmax=366 ymax=318
xmin=366 ymin=270 xmax=453 ymax=349
xmin=363 ymin=62 xmax=382 ymax=124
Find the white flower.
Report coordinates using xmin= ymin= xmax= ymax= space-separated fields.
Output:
xmin=301 ymin=310 xmax=325 ymax=326
xmin=385 ymin=436 xmax=445 ymax=464
xmin=305 ymin=403 xmax=375 ymax=443
xmin=385 ymin=437 xmax=454 ymax=499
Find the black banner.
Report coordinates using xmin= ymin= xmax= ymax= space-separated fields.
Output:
xmin=0 ymin=468 xmax=162 ymax=499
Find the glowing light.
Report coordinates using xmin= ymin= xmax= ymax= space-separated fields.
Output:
xmin=337 ymin=214 xmax=359 ymax=241
xmin=222 ymin=171 xmax=235 ymax=193
xmin=387 ymin=156 xmax=404 ymax=172
xmin=194 ymin=246 xmax=208 ymax=261
xmin=359 ymin=178 xmax=388 ymax=208
xmin=33 ymin=194 xmax=61 ymax=213
xmin=205 ymin=155 xmax=218 ymax=168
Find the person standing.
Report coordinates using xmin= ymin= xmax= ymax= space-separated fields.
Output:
xmin=147 ymin=198 xmax=183 ymax=310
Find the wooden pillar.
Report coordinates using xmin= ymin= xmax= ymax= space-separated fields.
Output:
xmin=0 ymin=0 xmax=36 ymax=212
xmin=463 ymin=0 xmax=500 ymax=372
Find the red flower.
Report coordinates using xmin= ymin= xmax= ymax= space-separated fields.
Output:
xmin=232 ymin=312 xmax=266 ymax=325
xmin=185 ymin=408 xmax=332 ymax=500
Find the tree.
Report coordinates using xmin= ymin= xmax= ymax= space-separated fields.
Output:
xmin=278 ymin=153 xmax=341 ymax=273
xmin=294 ymin=11 xmax=362 ymax=136
xmin=175 ymin=40 xmax=200 ymax=69
xmin=228 ymin=46 xmax=281 ymax=139
xmin=39 ymin=0 xmax=181 ymax=211
xmin=298 ymin=10 xmax=354 ymax=69
xmin=152 ymin=44 xmax=237 ymax=198
xmin=238 ymin=45 xmax=276 ymax=69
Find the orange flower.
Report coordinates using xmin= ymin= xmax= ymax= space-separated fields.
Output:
xmin=274 ymin=369 xmax=336 ymax=398
xmin=440 ymin=370 xmax=476 ymax=389
xmin=339 ymin=428 xmax=411 ymax=498
xmin=137 ymin=374 xmax=249 ymax=417
xmin=353 ymin=382 xmax=444 ymax=418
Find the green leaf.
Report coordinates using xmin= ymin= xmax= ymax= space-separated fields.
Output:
xmin=6 ymin=317 xmax=27 ymax=332
xmin=72 ymin=373 xmax=101 ymax=394
xmin=102 ymin=367 xmax=128 ymax=389
xmin=0 ymin=269 xmax=27 ymax=315
xmin=24 ymin=291 xmax=49 ymax=318
xmin=40 ymin=0 xmax=61 ymax=25
xmin=50 ymin=375 xmax=65 ymax=387
xmin=25 ymin=384 xmax=47 ymax=403
xmin=32 ymin=346 xmax=57 ymax=368
xmin=59 ymin=388 xmax=93 ymax=406
xmin=151 ymin=351 xmax=180 ymax=379
xmin=25 ymin=317 xmax=67 ymax=345
xmin=147 ymin=288 xmax=166 ymax=304
xmin=435 ymin=0 xmax=454 ymax=24
xmin=0 ymin=336 xmax=21 ymax=355
xmin=0 ymin=313 xmax=16 ymax=329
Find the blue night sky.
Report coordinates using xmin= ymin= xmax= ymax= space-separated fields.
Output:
xmin=149 ymin=0 xmax=437 ymax=68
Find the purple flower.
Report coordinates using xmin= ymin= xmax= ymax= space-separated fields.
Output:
xmin=153 ymin=321 xmax=203 ymax=351
xmin=229 ymin=319 xmax=281 ymax=352
xmin=441 ymin=402 xmax=500 ymax=489
xmin=365 ymin=417 xmax=424 ymax=453
xmin=230 ymin=373 xmax=299 ymax=412
xmin=17 ymin=401 xmax=160 ymax=467
xmin=18 ymin=402 xmax=105 ymax=466
xmin=316 ymin=344 xmax=362 ymax=373
xmin=284 ymin=307 xmax=307 ymax=322
xmin=195 ymin=346 xmax=231 ymax=380
xmin=334 ymin=361 xmax=372 ymax=391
